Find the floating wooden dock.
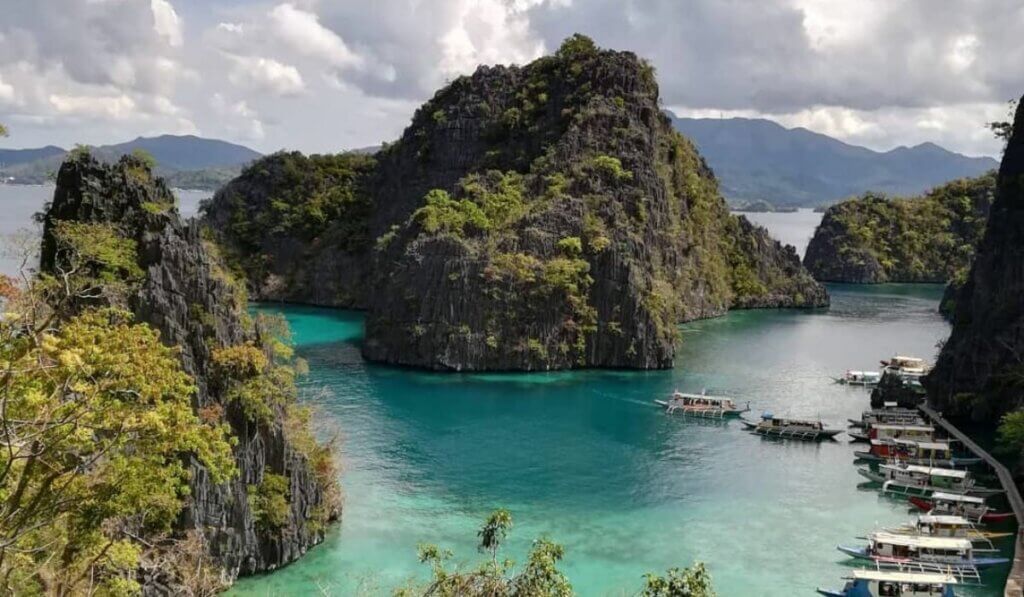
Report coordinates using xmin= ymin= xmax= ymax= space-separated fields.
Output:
xmin=918 ymin=404 xmax=1024 ymax=597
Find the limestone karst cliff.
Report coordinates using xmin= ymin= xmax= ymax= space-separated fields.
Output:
xmin=205 ymin=36 xmax=828 ymax=372
xmin=39 ymin=154 xmax=339 ymax=589
xmin=925 ymin=95 xmax=1024 ymax=421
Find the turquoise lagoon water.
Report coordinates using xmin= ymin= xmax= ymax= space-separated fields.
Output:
xmin=233 ymin=284 xmax=1011 ymax=596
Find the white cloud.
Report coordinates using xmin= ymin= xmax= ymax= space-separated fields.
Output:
xmin=0 ymin=75 xmax=13 ymax=104
xmin=49 ymin=93 xmax=137 ymax=120
xmin=226 ymin=55 xmax=305 ymax=96
xmin=151 ymin=0 xmax=183 ymax=48
xmin=438 ymin=0 xmax=545 ymax=79
xmin=211 ymin=93 xmax=265 ymax=140
xmin=268 ymin=3 xmax=362 ymax=69
xmin=1 ymin=0 xmax=1021 ymax=157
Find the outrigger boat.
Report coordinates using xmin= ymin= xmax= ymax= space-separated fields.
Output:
xmin=854 ymin=439 xmax=982 ymax=468
xmin=740 ymin=413 xmax=843 ymax=440
xmin=849 ymin=405 xmax=926 ymax=429
xmin=654 ymin=391 xmax=749 ymax=419
xmin=849 ymin=423 xmax=936 ymax=444
xmin=883 ymin=514 xmax=1013 ymax=543
xmin=817 ymin=568 xmax=959 ymax=597
xmin=882 ymin=355 xmax=930 ymax=388
xmin=909 ymin=492 xmax=1015 ymax=524
xmin=857 ymin=464 xmax=1003 ymax=498
xmin=837 ymin=532 xmax=1008 ymax=569
xmin=836 ymin=370 xmax=882 ymax=386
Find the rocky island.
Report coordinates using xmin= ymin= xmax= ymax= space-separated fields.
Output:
xmin=205 ymin=36 xmax=827 ymax=372
xmin=802 ymin=173 xmax=995 ymax=285
xmin=15 ymin=153 xmax=340 ymax=593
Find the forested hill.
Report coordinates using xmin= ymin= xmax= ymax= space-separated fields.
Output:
xmin=802 ymin=173 xmax=996 ymax=285
xmin=672 ymin=115 xmax=997 ymax=207
xmin=0 ymin=134 xmax=261 ymax=190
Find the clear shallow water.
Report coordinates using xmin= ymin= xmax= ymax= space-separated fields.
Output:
xmin=233 ymin=285 xmax=1011 ymax=596
xmin=736 ymin=208 xmax=824 ymax=258
xmin=0 ymin=184 xmax=209 ymax=277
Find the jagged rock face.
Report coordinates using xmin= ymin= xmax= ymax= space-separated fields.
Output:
xmin=204 ymin=40 xmax=826 ymax=372
xmin=925 ymin=96 xmax=1024 ymax=420
xmin=39 ymin=155 xmax=335 ymax=584
xmin=361 ymin=42 xmax=826 ymax=370
xmin=803 ymin=174 xmax=995 ymax=284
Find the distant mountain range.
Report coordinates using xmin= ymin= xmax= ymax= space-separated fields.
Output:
xmin=670 ymin=115 xmax=998 ymax=207
xmin=1 ymin=120 xmax=998 ymax=201
xmin=0 ymin=135 xmax=262 ymax=190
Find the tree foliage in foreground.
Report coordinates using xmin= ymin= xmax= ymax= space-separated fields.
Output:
xmin=394 ymin=510 xmax=714 ymax=597
xmin=0 ymin=217 xmax=237 ymax=594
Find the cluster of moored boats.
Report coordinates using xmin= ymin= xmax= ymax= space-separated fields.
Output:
xmin=654 ymin=355 xmax=1016 ymax=596
xmin=819 ymin=401 xmax=1014 ymax=595
xmin=835 ymin=355 xmax=931 ymax=389
xmin=656 ymin=391 xmax=844 ymax=440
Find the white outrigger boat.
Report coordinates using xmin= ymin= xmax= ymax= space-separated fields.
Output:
xmin=849 ymin=423 xmax=936 ymax=443
xmin=857 ymin=464 xmax=1003 ymax=498
xmin=848 ymin=405 xmax=926 ymax=429
xmin=740 ymin=413 xmax=843 ymax=440
xmin=835 ymin=370 xmax=883 ymax=386
xmin=854 ymin=439 xmax=982 ymax=468
xmin=654 ymin=391 xmax=749 ymax=419
xmin=817 ymin=567 xmax=959 ymax=597
xmin=837 ymin=532 xmax=1008 ymax=569
xmin=909 ymin=492 xmax=1015 ymax=524
xmin=882 ymin=514 xmax=1013 ymax=543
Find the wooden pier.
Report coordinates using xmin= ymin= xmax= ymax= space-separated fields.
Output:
xmin=918 ymin=404 xmax=1024 ymax=596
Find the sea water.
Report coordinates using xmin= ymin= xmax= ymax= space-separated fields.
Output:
xmin=0 ymin=184 xmax=1003 ymax=595
xmin=233 ymin=284 xmax=1009 ymax=596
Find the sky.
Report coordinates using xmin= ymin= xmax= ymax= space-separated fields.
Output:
xmin=0 ymin=0 xmax=1021 ymax=158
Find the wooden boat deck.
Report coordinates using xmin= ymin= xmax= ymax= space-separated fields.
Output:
xmin=918 ymin=404 xmax=1024 ymax=597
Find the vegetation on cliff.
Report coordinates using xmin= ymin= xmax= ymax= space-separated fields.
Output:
xmin=361 ymin=34 xmax=826 ymax=370
xmin=393 ymin=510 xmax=715 ymax=597
xmin=803 ymin=173 xmax=996 ymax=284
xmin=0 ymin=152 xmax=340 ymax=593
xmin=203 ymin=35 xmax=826 ymax=371
xmin=202 ymin=151 xmax=376 ymax=306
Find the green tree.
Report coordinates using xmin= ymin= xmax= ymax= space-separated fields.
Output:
xmin=0 ymin=123 xmax=8 ymax=137
xmin=478 ymin=508 xmax=512 ymax=566
xmin=642 ymin=564 xmax=717 ymax=597
xmin=396 ymin=510 xmax=714 ymax=597
xmin=997 ymin=410 xmax=1024 ymax=453
xmin=988 ymin=99 xmax=1018 ymax=153
xmin=0 ymin=306 xmax=236 ymax=594
xmin=131 ymin=148 xmax=158 ymax=170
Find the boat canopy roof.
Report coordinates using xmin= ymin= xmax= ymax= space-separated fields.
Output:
xmin=871 ymin=532 xmax=971 ymax=550
xmin=870 ymin=439 xmax=949 ymax=450
xmin=901 ymin=465 xmax=968 ymax=479
xmin=918 ymin=514 xmax=971 ymax=525
xmin=931 ymin=491 xmax=985 ymax=505
xmin=892 ymin=356 xmax=926 ymax=365
xmin=672 ymin=392 xmax=733 ymax=404
xmin=872 ymin=424 xmax=935 ymax=432
xmin=895 ymin=440 xmax=950 ymax=450
xmin=850 ymin=570 xmax=957 ymax=584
